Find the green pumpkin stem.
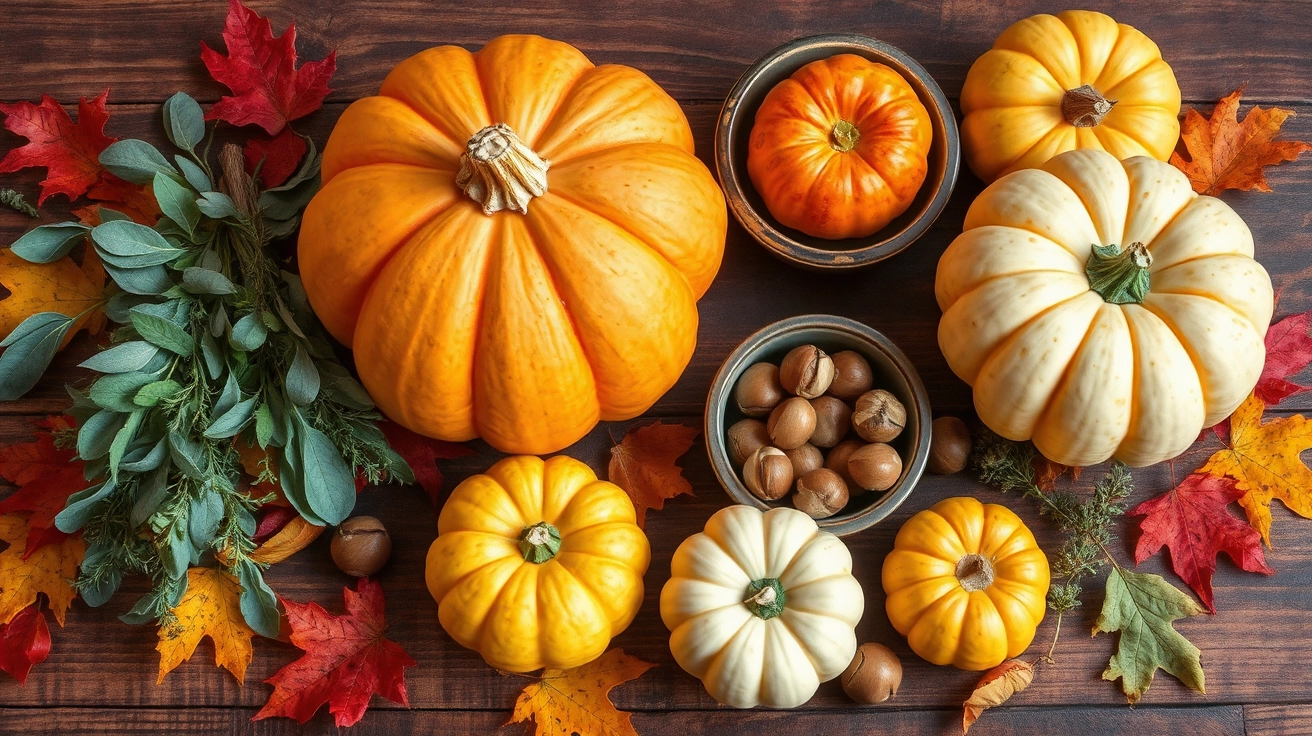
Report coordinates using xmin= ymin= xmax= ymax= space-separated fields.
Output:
xmin=1086 ymin=242 xmax=1153 ymax=305
xmin=518 ymin=522 xmax=562 ymax=564
xmin=830 ymin=120 xmax=861 ymax=153
xmin=743 ymin=578 xmax=786 ymax=620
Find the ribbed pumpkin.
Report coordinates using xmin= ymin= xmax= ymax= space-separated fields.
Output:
xmin=960 ymin=10 xmax=1181 ymax=183
xmin=298 ymin=35 xmax=727 ymax=454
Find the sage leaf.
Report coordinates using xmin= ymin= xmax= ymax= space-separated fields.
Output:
xmin=99 ymin=139 xmax=177 ymax=185
xmin=90 ymin=371 xmax=158 ymax=413
xmin=161 ymin=520 xmax=191 ymax=580
xmin=103 ymin=262 xmax=173 ymax=295
xmin=296 ymin=419 xmax=355 ymax=525
xmin=131 ymin=309 xmax=194 ymax=356
xmin=188 ymin=488 xmax=224 ymax=552
xmin=77 ymin=409 xmax=127 ymax=460
xmin=92 ymin=219 xmax=185 ymax=266
xmin=214 ymin=371 xmax=241 ymax=417
xmin=182 ymin=267 xmax=237 ymax=295
xmin=237 ymin=559 xmax=281 ymax=639
xmin=162 ymin=92 xmax=205 ymax=152
xmin=55 ymin=478 xmax=117 ymax=533
xmin=133 ymin=379 xmax=182 ymax=408
xmin=168 ymin=430 xmax=206 ymax=479
xmin=119 ymin=591 xmax=162 ymax=625
xmin=104 ymin=292 xmax=153 ymax=324
xmin=1094 ymin=567 xmax=1207 ymax=704
xmin=229 ymin=312 xmax=268 ymax=351
xmin=200 ymin=331 xmax=224 ymax=380
xmin=175 ymin=155 xmax=212 ymax=193
xmin=108 ymin=410 xmax=144 ymax=478
xmin=197 ymin=191 xmax=243 ymax=220
xmin=78 ymin=542 xmax=122 ymax=607
xmin=96 ymin=207 xmax=133 ymax=223
xmin=0 ymin=312 xmax=75 ymax=401
xmin=80 ymin=340 xmax=160 ymax=374
xmin=236 ymin=507 xmax=257 ymax=537
xmin=153 ymin=172 xmax=201 ymax=236
xmin=10 ymin=223 xmax=90 ymax=263
xmin=120 ymin=435 xmax=168 ymax=473
xmin=286 ymin=343 xmax=320 ymax=406
xmin=205 ymin=396 xmax=257 ymax=439
xmin=129 ymin=463 xmax=170 ymax=529
xmin=254 ymin=403 xmax=275 ymax=449
xmin=276 ymin=436 xmax=325 ymax=527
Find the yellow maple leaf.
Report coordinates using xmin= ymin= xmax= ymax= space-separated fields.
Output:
xmin=507 ymin=648 xmax=655 ymax=736
xmin=156 ymin=567 xmax=255 ymax=684
xmin=0 ymin=513 xmax=85 ymax=626
xmin=0 ymin=248 xmax=106 ymax=347
xmin=1201 ymin=394 xmax=1312 ymax=546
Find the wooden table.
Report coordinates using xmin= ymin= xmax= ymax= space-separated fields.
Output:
xmin=1 ymin=1 xmax=1309 ymax=734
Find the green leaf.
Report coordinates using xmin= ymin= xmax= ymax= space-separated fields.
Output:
xmin=10 ymin=223 xmax=90 ymax=263
xmin=80 ymin=340 xmax=160 ymax=373
xmin=91 ymin=220 xmax=185 ymax=267
xmin=78 ymin=541 xmax=122 ymax=607
xmin=129 ymin=463 xmax=170 ymax=529
xmin=162 ymin=92 xmax=205 ymax=152
xmin=119 ymin=591 xmax=162 ymax=625
xmin=103 ymin=262 xmax=173 ymax=296
xmin=99 ymin=139 xmax=177 ymax=185
xmin=168 ymin=430 xmax=206 ymax=479
xmin=175 ymin=156 xmax=212 ymax=193
xmin=188 ymin=488 xmax=224 ymax=552
xmin=295 ymin=415 xmax=356 ymax=525
xmin=236 ymin=559 xmax=281 ymax=639
xmin=153 ymin=172 xmax=201 ymax=236
xmin=182 ymin=267 xmax=237 ymax=295
xmin=205 ymin=396 xmax=257 ymax=439
xmin=131 ymin=309 xmax=194 ymax=356
xmin=254 ymin=403 xmax=275 ymax=449
xmin=200 ymin=331 xmax=224 ymax=380
xmin=108 ymin=410 xmax=144 ymax=478
xmin=104 ymin=292 xmax=153 ymax=324
xmin=89 ymin=371 xmax=158 ymax=413
xmin=0 ymin=313 xmax=75 ymax=401
xmin=286 ymin=343 xmax=320 ymax=406
xmin=54 ymin=478 xmax=117 ymax=533
xmin=321 ymin=364 xmax=375 ymax=411
xmin=1094 ymin=567 xmax=1207 ymax=704
xmin=134 ymin=379 xmax=182 ymax=408
xmin=78 ymin=409 xmax=126 ymax=460
xmin=160 ymin=520 xmax=191 ymax=580
xmin=229 ymin=313 xmax=268 ymax=351
xmin=120 ymin=435 xmax=168 ymax=473
xmin=197 ymin=192 xmax=243 ymax=220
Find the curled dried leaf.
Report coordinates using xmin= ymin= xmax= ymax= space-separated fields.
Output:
xmin=963 ymin=659 xmax=1034 ymax=734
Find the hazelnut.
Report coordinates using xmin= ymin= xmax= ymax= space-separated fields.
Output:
xmin=727 ymin=418 xmax=771 ymax=467
xmin=848 ymin=443 xmax=902 ymax=492
xmin=779 ymin=345 xmax=835 ymax=399
xmin=825 ymin=439 xmax=864 ymax=487
xmin=852 ymin=389 xmax=906 ymax=443
xmin=331 ymin=516 xmax=392 ymax=577
xmin=828 ymin=351 xmax=874 ymax=401
xmin=743 ymin=447 xmax=793 ymax=501
xmin=767 ymin=397 xmax=816 ymax=450
xmin=809 ymin=395 xmax=853 ymax=448
xmin=928 ymin=416 xmax=972 ymax=475
xmin=783 ymin=442 xmax=824 ymax=478
xmin=735 ymin=362 xmax=785 ymax=417
xmin=794 ymin=468 xmax=849 ymax=519
xmin=841 ymin=642 xmax=902 ymax=704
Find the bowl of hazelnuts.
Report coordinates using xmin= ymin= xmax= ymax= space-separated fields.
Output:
xmin=706 ymin=315 xmax=931 ymax=536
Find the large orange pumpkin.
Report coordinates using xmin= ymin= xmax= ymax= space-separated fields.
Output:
xmin=747 ymin=54 xmax=932 ymax=239
xmin=298 ymin=35 xmax=727 ymax=454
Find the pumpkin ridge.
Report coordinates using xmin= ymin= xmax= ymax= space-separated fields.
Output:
xmin=541 ymin=553 xmax=614 ymax=633
xmin=771 ymin=531 xmax=829 ymax=585
xmin=540 ymin=187 xmax=692 ymax=289
xmin=774 ymin=610 xmax=824 ymax=673
xmin=1025 ymin=296 xmax=1104 ymax=440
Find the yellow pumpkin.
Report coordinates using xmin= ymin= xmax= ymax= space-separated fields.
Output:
xmin=960 ymin=10 xmax=1181 ymax=183
xmin=425 ymin=455 xmax=650 ymax=672
xmin=882 ymin=497 xmax=1048 ymax=671
xmin=298 ymin=35 xmax=726 ymax=454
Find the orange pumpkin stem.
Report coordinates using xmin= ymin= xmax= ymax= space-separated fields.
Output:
xmin=457 ymin=123 xmax=550 ymax=216
xmin=1061 ymin=85 xmax=1117 ymax=128
xmin=829 ymin=119 xmax=862 ymax=153
xmin=956 ymin=553 xmax=995 ymax=592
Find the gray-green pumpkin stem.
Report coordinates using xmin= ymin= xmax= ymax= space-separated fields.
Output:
xmin=1086 ymin=242 xmax=1152 ymax=305
xmin=743 ymin=578 xmax=786 ymax=620
xmin=518 ymin=522 xmax=562 ymax=564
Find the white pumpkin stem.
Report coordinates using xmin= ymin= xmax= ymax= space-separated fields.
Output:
xmin=457 ymin=123 xmax=549 ymax=215
xmin=956 ymin=553 xmax=995 ymax=592
xmin=1061 ymin=85 xmax=1117 ymax=127
xmin=1086 ymin=242 xmax=1153 ymax=305
xmin=743 ymin=578 xmax=786 ymax=620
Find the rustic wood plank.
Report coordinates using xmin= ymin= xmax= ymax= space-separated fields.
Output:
xmin=0 ymin=704 xmax=1248 ymax=735
xmin=1246 ymin=704 xmax=1312 ymax=736
xmin=0 ymin=0 xmax=1308 ymax=105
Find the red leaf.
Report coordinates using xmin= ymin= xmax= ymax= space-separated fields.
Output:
xmin=0 ymin=416 xmax=88 ymax=558
xmin=377 ymin=421 xmax=475 ymax=504
xmin=254 ymin=578 xmax=416 ymax=727
xmin=1256 ymin=311 xmax=1312 ymax=405
xmin=254 ymin=506 xmax=300 ymax=543
xmin=201 ymin=0 xmax=336 ymax=136
xmin=0 ymin=91 xmax=115 ymax=204
xmin=0 ymin=604 xmax=51 ymax=684
xmin=243 ymin=128 xmax=307 ymax=188
xmin=1130 ymin=473 xmax=1273 ymax=612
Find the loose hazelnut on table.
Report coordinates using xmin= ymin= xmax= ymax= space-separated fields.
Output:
xmin=842 ymin=642 xmax=902 ymax=705
xmin=736 ymin=362 xmax=785 ymax=417
xmin=727 ymin=418 xmax=771 ymax=466
xmin=794 ymin=468 xmax=849 ymax=519
xmin=928 ymin=416 xmax=972 ymax=475
xmin=743 ymin=446 xmax=794 ymax=501
xmin=809 ymin=395 xmax=853 ymax=448
xmin=784 ymin=442 xmax=824 ymax=478
xmin=848 ymin=442 xmax=902 ymax=492
xmin=826 ymin=439 xmax=864 ymax=487
xmin=331 ymin=516 xmax=392 ymax=577
xmin=779 ymin=344 xmax=835 ymax=399
xmin=767 ymin=396 xmax=817 ymax=450
xmin=852 ymin=389 xmax=906 ymax=443
xmin=828 ymin=350 xmax=874 ymax=401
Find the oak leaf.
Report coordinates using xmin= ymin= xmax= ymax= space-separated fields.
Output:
xmin=201 ymin=0 xmax=336 ymax=136
xmin=1130 ymin=473 xmax=1272 ymax=612
xmin=608 ymin=421 xmax=699 ymax=527
xmin=377 ymin=420 xmax=474 ymax=504
xmin=1201 ymin=394 xmax=1312 ymax=546
xmin=0 ymin=248 xmax=107 ymax=348
xmin=0 ymin=416 xmax=88 ymax=557
xmin=156 ymin=567 xmax=255 ymax=684
xmin=0 ymin=92 xmax=114 ymax=204
xmin=1094 ymin=567 xmax=1206 ymax=704
xmin=1170 ymin=87 xmax=1312 ymax=196
xmin=962 ymin=659 xmax=1034 ymax=734
xmin=507 ymin=648 xmax=655 ymax=736
xmin=0 ymin=513 xmax=84 ymax=626
xmin=253 ymin=577 xmax=415 ymax=727
xmin=0 ymin=603 xmax=50 ymax=684
xmin=1254 ymin=311 xmax=1312 ymax=405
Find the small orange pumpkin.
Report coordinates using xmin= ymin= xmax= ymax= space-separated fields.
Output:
xmin=747 ymin=54 xmax=932 ymax=240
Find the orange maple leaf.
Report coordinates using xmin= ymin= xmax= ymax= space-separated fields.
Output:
xmin=156 ymin=567 xmax=255 ymax=684
xmin=507 ymin=648 xmax=655 ymax=736
xmin=0 ymin=248 xmax=106 ymax=348
xmin=1032 ymin=457 xmax=1082 ymax=491
xmin=1170 ymin=86 xmax=1312 ymax=196
xmin=0 ymin=513 xmax=85 ymax=626
xmin=608 ymin=421 xmax=699 ymax=528
xmin=1200 ymin=394 xmax=1312 ymax=547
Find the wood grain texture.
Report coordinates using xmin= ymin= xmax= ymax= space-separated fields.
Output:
xmin=1247 ymin=705 xmax=1312 ymax=736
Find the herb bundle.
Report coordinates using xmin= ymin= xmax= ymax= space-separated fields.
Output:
xmin=0 ymin=93 xmax=410 ymax=637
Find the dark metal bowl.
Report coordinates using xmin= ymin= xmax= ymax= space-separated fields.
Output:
xmin=705 ymin=315 xmax=932 ymax=536
xmin=716 ymin=34 xmax=960 ymax=270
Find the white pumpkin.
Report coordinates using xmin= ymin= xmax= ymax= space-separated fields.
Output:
xmin=936 ymin=149 xmax=1273 ymax=467
xmin=659 ymin=505 xmax=864 ymax=709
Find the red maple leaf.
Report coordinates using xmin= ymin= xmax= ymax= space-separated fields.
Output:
xmin=0 ymin=604 xmax=51 ymax=684
xmin=1255 ymin=311 xmax=1312 ymax=405
xmin=377 ymin=421 xmax=475 ymax=504
xmin=254 ymin=578 xmax=415 ymax=727
xmin=1130 ymin=472 xmax=1273 ymax=612
xmin=0 ymin=417 xmax=88 ymax=558
xmin=0 ymin=91 xmax=115 ymax=204
xmin=201 ymin=0 xmax=336 ymax=136
xmin=244 ymin=128 xmax=307 ymax=188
